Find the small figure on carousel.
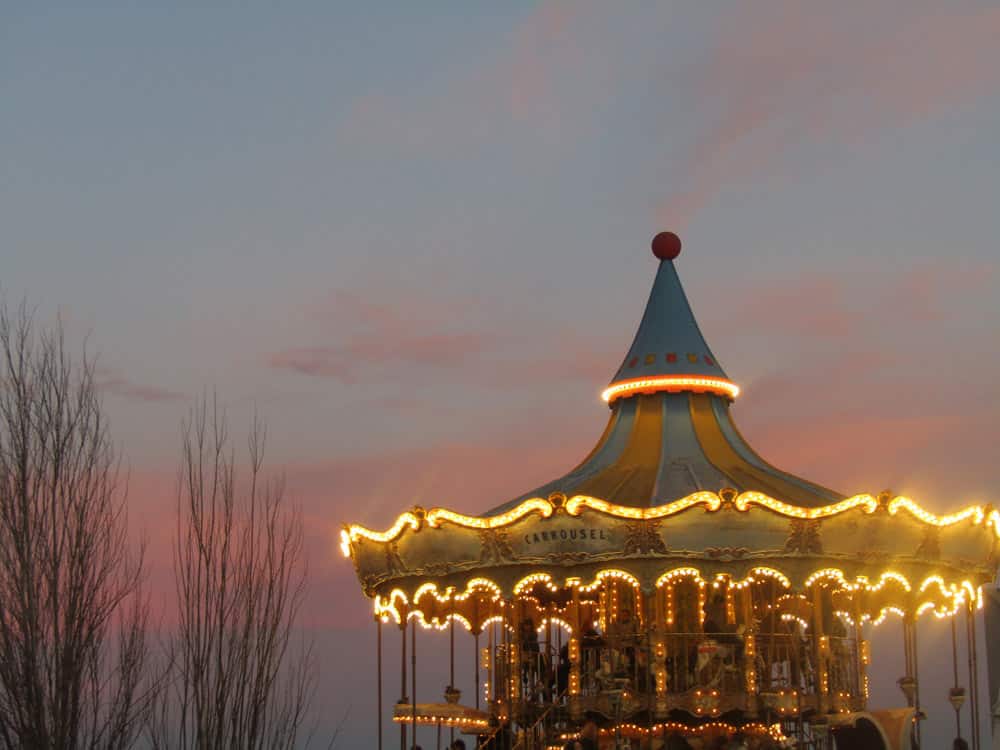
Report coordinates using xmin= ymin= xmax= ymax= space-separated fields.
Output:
xmin=608 ymin=608 xmax=639 ymax=677
xmin=556 ymin=642 xmax=570 ymax=698
xmin=518 ymin=618 xmax=542 ymax=700
xmin=580 ymin=618 xmax=604 ymax=690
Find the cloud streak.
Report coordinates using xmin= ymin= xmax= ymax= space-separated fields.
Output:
xmin=96 ymin=368 xmax=183 ymax=403
xmin=267 ymin=289 xmax=616 ymax=389
xmin=661 ymin=2 xmax=1000 ymax=226
xmin=268 ymin=332 xmax=489 ymax=381
xmin=267 ymin=289 xmax=493 ymax=383
xmin=337 ymin=1 xmax=626 ymax=153
xmin=706 ymin=258 xmax=994 ymax=341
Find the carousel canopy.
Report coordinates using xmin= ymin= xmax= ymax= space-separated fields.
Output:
xmin=341 ymin=233 xmax=998 ymax=625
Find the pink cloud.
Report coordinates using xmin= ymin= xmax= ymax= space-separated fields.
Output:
xmin=661 ymin=3 xmax=1000 ymax=227
xmin=503 ymin=2 xmax=586 ymax=121
xmin=337 ymin=2 xmax=618 ymax=151
xmin=268 ymin=289 xmax=493 ymax=382
xmin=706 ymin=257 xmax=1000 ymax=503
xmin=707 ymin=259 xmax=996 ymax=342
xmin=267 ymin=288 xmax=618 ymax=389
xmin=118 ymin=467 xmax=180 ymax=620
xmin=724 ymin=274 xmax=864 ymax=339
xmin=285 ymin=419 xmax=595 ymax=525
xmin=303 ymin=288 xmax=460 ymax=331
xmin=886 ymin=261 xmax=994 ymax=322
xmin=740 ymin=394 xmax=999 ymax=508
xmin=96 ymin=368 xmax=183 ymax=403
xmin=268 ymin=331 xmax=490 ymax=382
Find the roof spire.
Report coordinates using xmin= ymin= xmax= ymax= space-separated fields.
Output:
xmin=602 ymin=233 xmax=739 ymax=404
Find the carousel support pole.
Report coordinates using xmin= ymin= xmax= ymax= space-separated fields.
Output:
xmin=853 ymin=594 xmax=868 ymax=711
xmin=450 ymin=612 xmax=456 ymax=746
xmin=377 ymin=615 xmax=383 ymax=750
xmin=901 ymin=616 xmax=915 ymax=707
xmin=643 ymin=588 xmax=655 ymax=732
xmin=742 ymin=582 xmax=757 ymax=716
xmin=903 ymin=616 xmax=911 ymax=692
xmin=551 ymin=607 xmax=558 ymax=703
xmin=475 ymin=628 xmax=481 ymax=711
xmin=973 ymin=601 xmax=982 ymax=750
xmin=411 ymin=617 xmax=417 ymax=749
xmin=556 ymin=615 xmax=562 ymax=710
xmin=489 ymin=618 xmax=495 ymax=712
xmin=631 ymin=584 xmax=639 ymax=702
xmin=546 ymin=608 xmax=553 ymax=706
xmin=898 ymin=613 xmax=923 ymax=750
xmin=768 ymin=579 xmax=777 ymax=693
xmin=645 ymin=607 xmax=652 ymax=735
xmin=508 ymin=597 xmax=520 ymax=710
xmin=401 ymin=619 xmax=407 ymax=750
xmin=569 ymin=585 xmax=582 ymax=720
xmin=556 ymin=613 xmax=562 ymax=661
xmin=474 ymin=597 xmax=481 ymax=711
xmin=967 ymin=600 xmax=976 ymax=750
xmin=651 ymin=587 xmax=667 ymax=720
xmin=812 ymin=585 xmax=828 ymax=715
xmin=968 ymin=598 xmax=982 ymax=750
xmin=502 ymin=598 xmax=510 ymax=718
xmin=952 ymin=615 xmax=964 ymax=740
xmin=912 ymin=615 xmax=922 ymax=748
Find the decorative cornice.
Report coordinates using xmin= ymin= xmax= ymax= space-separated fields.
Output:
xmin=341 ymin=492 xmax=999 ymax=557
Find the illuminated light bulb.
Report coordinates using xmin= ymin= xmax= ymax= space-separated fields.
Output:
xmin=887 ymin=496 xmax=986 ymax=527
xmin=339 ymin=530 xmax=351 ymax=557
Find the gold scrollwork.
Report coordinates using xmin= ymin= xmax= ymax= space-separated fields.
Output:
xmin=478 ymin=528 xmax=517 ymax=563
xmin=785 ymin=519 xmax=822 ymax=554
xmin=623 ymin=519 xmax=669 ymax=555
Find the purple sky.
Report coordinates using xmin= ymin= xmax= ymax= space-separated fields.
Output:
xmin=3 ymin=2 xmax=1000 ymax=746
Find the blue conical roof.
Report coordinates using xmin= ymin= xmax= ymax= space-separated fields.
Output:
xmin=609 ymin=257 xmax=728 ymax=386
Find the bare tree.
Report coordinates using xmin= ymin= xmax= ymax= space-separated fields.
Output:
xmin=0 ymin=302 xmax=152 ymax=750
xmin=150 ymin=398 xmax=315 ymax=750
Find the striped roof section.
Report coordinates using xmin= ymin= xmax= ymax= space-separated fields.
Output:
xmin=487 ymin=392 xmax=843 ymax=514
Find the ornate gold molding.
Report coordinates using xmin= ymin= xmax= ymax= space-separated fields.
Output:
xmin=341 ymin=492 xmax=999 ymax=556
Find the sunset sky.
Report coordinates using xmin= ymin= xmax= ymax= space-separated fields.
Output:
xmin=3 ymin=2 xmax=1000 ymax=746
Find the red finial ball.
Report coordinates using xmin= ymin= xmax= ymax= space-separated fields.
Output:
xmin=652 ymin=231 xmax=682 ymax=260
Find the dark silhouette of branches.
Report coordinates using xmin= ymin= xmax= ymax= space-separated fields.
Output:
xmin=0 ymin=302 xmax=152 ymax=750
xmin=150 ymin=398 xmax=315 ymax=750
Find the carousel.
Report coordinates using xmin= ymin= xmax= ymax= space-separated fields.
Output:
xmin=341 ymin=232 xmax=998 ymax=750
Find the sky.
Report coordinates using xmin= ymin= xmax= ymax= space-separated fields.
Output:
xmin=2 ymin=1 xmax=1000 ymax=747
